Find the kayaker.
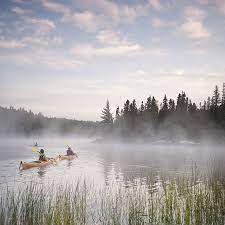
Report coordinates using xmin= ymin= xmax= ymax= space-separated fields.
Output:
xmin=34 ymin=142 xmax=38 ymax=147
xmin=39 ymin=149 xmax=48 ymax=161
xmin=66 ymin=147 xmax=76 ymax=156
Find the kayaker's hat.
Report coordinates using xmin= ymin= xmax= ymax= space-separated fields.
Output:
xmin=40 ymin=149 xmax=44 ymax=153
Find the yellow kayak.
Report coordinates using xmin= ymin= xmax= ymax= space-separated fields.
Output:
xmin=20 ymin=158 xmax=58 ymax=170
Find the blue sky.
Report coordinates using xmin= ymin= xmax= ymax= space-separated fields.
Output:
xmin=0 ymin=0 xmax=225 ymax=120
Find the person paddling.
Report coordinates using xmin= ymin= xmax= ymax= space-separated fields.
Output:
xmin=39 ymin=149 xmax=48 ymax=162
xmin=67 ymin=146 xmax=77 ymax=157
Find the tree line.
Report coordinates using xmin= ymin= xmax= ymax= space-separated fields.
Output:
xmin=0 ymin=106 xmax=98 ymax=137
xmin=101 ymin=83 xmax=225 ymax=141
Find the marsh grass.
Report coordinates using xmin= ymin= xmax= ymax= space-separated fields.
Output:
xmin=1 ymin=166 xmax=225 ymax=225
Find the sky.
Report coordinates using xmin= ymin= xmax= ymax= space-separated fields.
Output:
xmin=0 ymin=0 xmax=225 ymax=121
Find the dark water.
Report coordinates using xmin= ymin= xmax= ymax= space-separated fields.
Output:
xmin=0 ymin=137 xmax=224 ymax=190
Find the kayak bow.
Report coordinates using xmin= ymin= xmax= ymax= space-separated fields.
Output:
xmin=58 ymin=155 xmax=76 ymax=160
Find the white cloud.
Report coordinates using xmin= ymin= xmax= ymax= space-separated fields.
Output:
xmin=197 ymin=0 xmax=209 ymax=5
xmin=21 ymin=35 xmax=62 ymax=46
xmin=42 ymin=0 xmax=147 ymax=32
xmin=1 ymin=49 xmax=82 ymax=69
xmin=71 ymin=43 xmax=142 ymax=58
xmin=12 ymin=0 xmax=27 ymax=3
xmin=181 ymin=6 xmax=210 ymax=39
xmin=148 ymin=0 xmax=163 ymax=11
xmin=80 ymin=0 xmax=147 ymax=23
xmin=25 ymin=17 xmax=55 ymax=35
xmin=41 ymin=0 xmax=69 ymax=14
xmin=62 ymin=11 xmax=104 ymax=32
xmin=71 ymin=42 xmax=168 ymax=58
xmin=42 ymin=0 xmax=104 ymax=32
xmin=184 ymin=6 xmax=207 ymax=20
xmin=215 ymin=0 xmax=225 ymax=14
xmin=0 ymin=39 xmax=25 ymax=49
xmin=151 ymin=18 xmax=165 ymax=28
xmin=11 ymin=6 xmax=31 ymax=15
xmin=89 ymin=0 xmax=120 ymax=22
xmin=0 ymin=14 xmax=61 ymax=49
xmin=96 ymin=30 xmax=129 ymax=45
xmin=173 ymin=69 xmax=185 ymax=76
xmin=181 ymin=19 xmax=211 ymax=39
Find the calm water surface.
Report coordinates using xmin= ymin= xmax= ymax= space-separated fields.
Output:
xmin=0 ymin=137 xmax=224 ymax=191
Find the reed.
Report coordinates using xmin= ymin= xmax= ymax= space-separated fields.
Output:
xmin=1 ymin=167 xmax=225 ymax=225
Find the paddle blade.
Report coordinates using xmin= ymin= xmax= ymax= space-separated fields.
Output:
xmin=32 ymin=146 xmax=38 ymax=152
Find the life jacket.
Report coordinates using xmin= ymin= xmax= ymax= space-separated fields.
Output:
xmin=39 ymin=152 xmax=46 ymax=160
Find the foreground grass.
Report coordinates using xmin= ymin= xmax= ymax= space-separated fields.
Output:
xmin=1 ymin=170 xmax=225 ymax=225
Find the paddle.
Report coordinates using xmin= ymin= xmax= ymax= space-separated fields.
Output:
xmin=32 ymin=146 xmax=38 ymax=152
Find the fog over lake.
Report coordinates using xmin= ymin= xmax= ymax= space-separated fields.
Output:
xmin=1 ymin=137 xmax=224 ymax=191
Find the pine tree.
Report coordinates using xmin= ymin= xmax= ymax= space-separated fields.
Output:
xmin=221 ymin=83 xmax=225 ymax=106
xmin=159 ymin=95 xmax=168 ymax=122
xmin=116 ymin=106 xmax=120 ymax=119
xmin=140 ymin=101 xmax=145 ymax=113
xmin=206 ymin=97 xmax=211 ymax=110
xmin=212 ymin=85 xmax=220 ymax=108
xmin=130 ymin=99 xmax=138 ymax=130
xmin=150 ymin=96 xmax=158 ymax=121
xmin=145 ymin=96 xmax=152 ymax=111
xmin=162 ymin=95 xmax=168 ymax=111
xmin=145 ymin=96 xmax=152 ymax=122
xmin=211 ymin=85 xmax=221 ymax=121
xmin=139 ymin=101 xmax=145 ymax=121
xmin=168 ymin=99 xmax=175 ymax=112
xmin=176 ymin=92 xmax=188 ymax=112
xmin=188 ymin=100 xmax=197 ymax=114
xmin=123 ymin=99 xmax=131 ymax=132
xmin=101 ymin=100 xmax=113 ymax=125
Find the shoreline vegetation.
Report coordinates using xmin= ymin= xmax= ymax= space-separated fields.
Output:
xmin=1 ymin=163 xmax=225 ymax=225
xmin=1 ymin=83 xmax=225 ymax=142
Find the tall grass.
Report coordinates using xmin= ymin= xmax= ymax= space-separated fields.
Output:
xmin=1 ymin=167 xmax=225 ymax=225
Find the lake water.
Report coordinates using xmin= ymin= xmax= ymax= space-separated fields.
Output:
xmin=0 ymin=137 xmax=224 ymax=191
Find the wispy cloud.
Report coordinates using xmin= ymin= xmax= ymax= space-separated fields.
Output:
xmin=41 ymin=0 xmax=69 ymax=14
xmin=0 ymin=15 xmax=60 ymax=49
xmin=71 ymin=43 xmax=142 ymax=58
xmin=184 ymin=5 xmax=207 ymax=20
xmin=148 ymin=0 xmax=163 ymax=11
xmin=181 ymin=20 xmax=210 ymax=39
xmin=62 ymin=10 xmax=105 ymax=32
xmin=96 ymin=30 xmax=130 ymax=45
xmin=25 ymin=17 xmax=55 ymax=35
xmin=41 ymin=0 xmax=147 ymax=32
xmin=197 ymin=0 xmax=209 ymax=5
xmin=215 ymin=0 xmax=225 ymax=14
xmin=11 ymin=6 xmax=32 ymax=15
xmin=151 ymin=17 xmax=166 ymax=28
xmin=181 ymin=6 xmax=210 ymax=39
xmin=88 ymin=0 xmax=147 ymax=24
xmin=0 ymin=39 xmax=25 ymax=49
xmin=1 ymin=49 xmax=82 ymax=69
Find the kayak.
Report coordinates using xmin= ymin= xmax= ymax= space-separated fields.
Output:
xmin=20 ymin=158 xmax=58 ymax=170
xmin=58 ymin=155 xmax=76 ymax=160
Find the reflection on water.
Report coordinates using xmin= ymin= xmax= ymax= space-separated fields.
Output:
xmin=0 ymin=138 xmax=225 ymax=191
xmin=67 ymin=161 xmax=73 ymax=168
xmin=37 ymin=167 xmax=47 ymax=178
